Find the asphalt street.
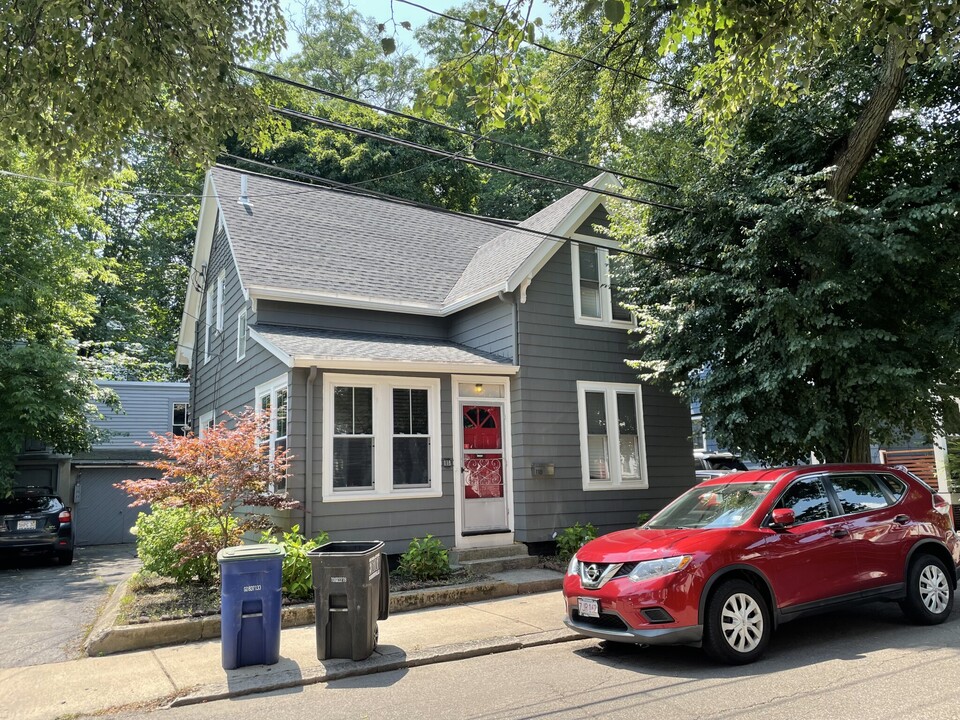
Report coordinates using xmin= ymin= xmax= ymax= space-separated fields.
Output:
xmin=98 ymin=601 xmax=960 ymax=720
xmin=0 ymin=544 xmax=140 ymax=668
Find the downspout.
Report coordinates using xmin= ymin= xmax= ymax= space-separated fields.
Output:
xmin=304 ymin=366 xmax=318 ymax=536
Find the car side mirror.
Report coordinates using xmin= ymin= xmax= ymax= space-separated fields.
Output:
xmin=770 ymin=508 xmax=795 ymax=530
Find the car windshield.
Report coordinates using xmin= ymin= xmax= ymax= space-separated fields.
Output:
xmin=648 ymin=482 xmax=776 ymax=529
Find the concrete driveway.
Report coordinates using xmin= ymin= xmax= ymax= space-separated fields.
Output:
xmin=0 ymin=544 xmax=141 ymax=668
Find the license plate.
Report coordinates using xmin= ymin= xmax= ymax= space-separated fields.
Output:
xmin=17 ymin=520 xmax=36 ymax=531
xmin=578 ymin=597 xmax=599 ymax=618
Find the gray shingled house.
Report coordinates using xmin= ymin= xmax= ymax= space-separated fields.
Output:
xmin=177 ymin=165 xmax=694 ymax=555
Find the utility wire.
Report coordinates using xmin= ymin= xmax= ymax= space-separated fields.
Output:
xmin=394 ymin=0 xmax=686 ymax=92
xmin=219 ymin=154 xmax=717 ymax=275
xmin=270 ymin=106 xmax=685 ymax=212
xmin=238 ymin=65 xmax=678 ymax=191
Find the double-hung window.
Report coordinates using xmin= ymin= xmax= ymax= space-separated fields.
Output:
xmin=236 ymin=308 xmax=247 ymax=361
xmin=216 ymin=270 xmax=225 ymax=332
xmin=577 ymin=382 xmax=647 ymax=490
xmin=572 ymin=242 xmax=633 ymax=327
xmin=204 ymin=289 xmax=212 ymax=364
xmin=172 ymin=402 xmax=190 ymax=436
xmin=256 ymin=375 xmax=289 ymax=492
xmin=324 ymin=374 xmax=441 ymax=501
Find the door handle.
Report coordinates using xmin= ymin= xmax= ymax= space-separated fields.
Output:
xmin=832 ymin=528 xmax=849 ymax=538
xmin=894 ymin=514 xmax=910 ymax=525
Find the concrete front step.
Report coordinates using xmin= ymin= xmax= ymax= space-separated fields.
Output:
xmin=450 ymin=543 xmax=530 ymax=564
xmin=459 ymin=554 xmax=540 ymax=574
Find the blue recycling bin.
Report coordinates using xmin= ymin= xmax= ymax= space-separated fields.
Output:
xmin=217 ymin=543 xmax=285 ymax=670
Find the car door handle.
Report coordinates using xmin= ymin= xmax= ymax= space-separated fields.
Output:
xmin=893 ymin=514 xmax=910 ymax=525
xmin=832 ymin=528 xmax=849 ymax=538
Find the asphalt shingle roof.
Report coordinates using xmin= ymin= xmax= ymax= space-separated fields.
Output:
xmin=253 ymin=324 xmax=513 ymax=367
xmin=211 ymin=166 xmax=608 ymax=311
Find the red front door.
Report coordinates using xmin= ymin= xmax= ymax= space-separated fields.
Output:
xmin=461 ymin=405 xmax=508 ymax=532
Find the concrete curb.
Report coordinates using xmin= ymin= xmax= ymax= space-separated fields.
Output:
xmin=84 ymin=576 xmax=563 ymax=657
xmin=169 ymin=628 xmax=581 ymax=708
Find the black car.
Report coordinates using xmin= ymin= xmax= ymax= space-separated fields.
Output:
xmin=0 ymin=488 xmax=74 ymax=565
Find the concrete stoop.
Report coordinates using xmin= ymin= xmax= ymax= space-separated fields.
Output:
xmin=450 ymin=543 xmax=540 ymax=575
xmin=84 ymin=566 xmax=564 ymax=658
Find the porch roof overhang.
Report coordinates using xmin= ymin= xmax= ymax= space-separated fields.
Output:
xmin=250 ymin=324 xmax=519 ymax=375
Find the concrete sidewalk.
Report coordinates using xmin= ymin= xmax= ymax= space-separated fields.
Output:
xmin=0 ymin=588 xmax=579 ymax=720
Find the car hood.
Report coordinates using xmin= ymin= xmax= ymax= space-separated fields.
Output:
xmin=576 ymin=527 xmax=723 ymax=564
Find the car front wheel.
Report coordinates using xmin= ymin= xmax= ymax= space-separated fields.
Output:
xmin=901 ymin=554 xmax=953 ymax=625
xmin=703 ymin=579 xmax=771 ymax=665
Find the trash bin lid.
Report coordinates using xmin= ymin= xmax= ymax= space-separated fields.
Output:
xmin=217 ymin=543 xmax=285 ymax=563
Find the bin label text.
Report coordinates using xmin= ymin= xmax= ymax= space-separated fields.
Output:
xmin=332 ymin=576 xmax=347 ymax=583
xmin=243 ymin=584 xmax=262 ymax=592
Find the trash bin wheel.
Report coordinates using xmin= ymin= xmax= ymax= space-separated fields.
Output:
xmin=374 ymin=622 xmax=379 ymax=647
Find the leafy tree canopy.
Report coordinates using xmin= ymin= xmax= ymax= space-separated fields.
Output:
xmin=1 ymin=0 xmax=286 ymax=180
xmin=0 ymin=154 xmax=118 ymax=490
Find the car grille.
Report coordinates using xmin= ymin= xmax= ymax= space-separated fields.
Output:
xmin=572 ymin=610 xmax=629 ymax=632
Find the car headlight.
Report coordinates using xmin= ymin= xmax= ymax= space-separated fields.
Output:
xmin=567 ymin=555 xmax=580 ymax=576
xmin=627 ymin=555 xmax=692 ymax=582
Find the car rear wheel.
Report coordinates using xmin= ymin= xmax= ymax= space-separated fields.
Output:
xmin=703 ymin=579 xmax=771 ymax=665
xmin=901 ymin=554 xmax=953 ymax=624
xmin=57 ymin=549 xmax=74 ymax=566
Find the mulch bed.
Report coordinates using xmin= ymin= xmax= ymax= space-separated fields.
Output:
xmin=121 ymin=567 xmax=482 ymax=624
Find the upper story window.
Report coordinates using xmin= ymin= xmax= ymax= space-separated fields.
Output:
xmin=237 ymin=308 xmax=247 ymax=362
xmin=172 ymin=402 xmax=190 ymax=436
xmin=571 ymin=242 xmax=633 ymax=327
xmin=323 ymin=374 xmax=441 ymax=502
xmin=577 ymin=381 xmax=647 ymax=490
xmin=256 ymin=374 xmax=289 ymax=493
xmin=216 ymin=270 xmax=225 ymax=332
xmin=204 ymin=288 xmax=212 ymax=364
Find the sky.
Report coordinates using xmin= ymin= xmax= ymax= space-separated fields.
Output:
xmin=279 ymin=0 xmax=556 ymax=60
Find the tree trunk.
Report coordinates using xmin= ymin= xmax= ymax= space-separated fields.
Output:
xmin=845 ymin=423 xmax=873 ymax=463
xmin=825 ymin=39 xmax=907 ymax=201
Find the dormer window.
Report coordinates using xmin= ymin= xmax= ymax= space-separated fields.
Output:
xmin=571 ymin=243 xmax=633 ymax=327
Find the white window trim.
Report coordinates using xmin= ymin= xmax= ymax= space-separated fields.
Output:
xmin=571 ymin=242 xmax=635 ymax=329
xmin=204 ymin=289 xmax=212 ymax=364
xmin=255 ymin=373 xmax=290 ymax=493
xmin=216 ymin=270 xmax=225 ymax=332
xmin=322 ymin=373 xmax=442 ymax=502
xmin=576 ymin=381 xmax=648 ymax=491
xmin=198 ymin=410 xmax=214 ymax=438
xmin=691 ymin=414 xmax=707 ymax=451
xmin=236 ymin=308 xmax=247 ymax=362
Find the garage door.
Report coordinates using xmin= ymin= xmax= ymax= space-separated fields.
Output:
xmin=73 ymin=467 xmax=155 ymax=546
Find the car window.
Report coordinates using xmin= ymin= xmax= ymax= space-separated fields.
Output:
xmin=830 ymin=474 xmax=890 ymax=514
xmin=875 ymin=474 xmax=907 ymax=500
xmin=775 ymin=477 xmax=834 ymax=523
xmin=0 ymin=495 xmax=61 ymax=514
xmin=648 ymin=481 xmax=776 ymax=529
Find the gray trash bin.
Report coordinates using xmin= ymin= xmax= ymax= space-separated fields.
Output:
xmin=308 ymin=540 xmax=389 ymax=661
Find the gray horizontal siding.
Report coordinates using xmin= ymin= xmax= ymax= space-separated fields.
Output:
xmin=447 ymin=297 xmax=515 ymax=361
xmin=90 ymin=383 xmax=189 ymax=449
xmin=512 ymin=245 xmax=695 ymax=543
xmin=257 ymin=300 xmax=447 ymax=338
xmin=574 ymin=203 xmax=610 ymax=238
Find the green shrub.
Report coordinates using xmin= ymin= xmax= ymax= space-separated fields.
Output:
xmin=133 ymin=507 xmax=224 ymax=585
xmin=637 ymin=512 xmax=651 ymax=527
xmin=398 ymin=535 xmax=449 ymax=580
xmin=556 ymin=522 xmax=598 ymax=561
xmin=260 ymin=524 xmax=329 ymax=601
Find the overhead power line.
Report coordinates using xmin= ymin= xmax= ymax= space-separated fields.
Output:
xmin=270 ymin=106 xmax=685 ymax=212
xmin=237 ymin=65 xmax=678 ymax=191
xmin=394 ymin=0 xmax=686 ymax=93
xmin=219 ymin=153 xmax=717 ymax=275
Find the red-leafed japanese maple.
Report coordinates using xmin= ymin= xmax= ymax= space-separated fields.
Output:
xmin=117 ymin=409 xmax=300 ymax=576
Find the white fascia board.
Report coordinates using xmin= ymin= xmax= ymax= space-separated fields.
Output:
xmin=291 ymin=357 xmax=519 ymax=374
xmin=247 ymin=328 xmax=295 ymax=367
xmin=441 ymin=287 xmax=506 ymax=314
xmin=176 ymin=172 xmax=217 ymax=367
xmin=247 ymin=286 xmax=444 ymax=316
xmin=503 ymin=172 xmax=624 ymax=294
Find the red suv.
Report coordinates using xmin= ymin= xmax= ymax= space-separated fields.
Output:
xmin=563 ymin=464 xmax=959 ymax=664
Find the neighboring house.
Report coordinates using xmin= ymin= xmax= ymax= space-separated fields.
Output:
xmin=177 ymin=165 xmax=694 ymax=554
xmin=70 ymin=382 xmax=189 ymax=545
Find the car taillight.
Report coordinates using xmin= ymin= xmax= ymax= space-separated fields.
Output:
xmin=58 ymin=509 xmax=71 ymax=523
xmin=932 ymin=493 xmax=951 ymax=516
